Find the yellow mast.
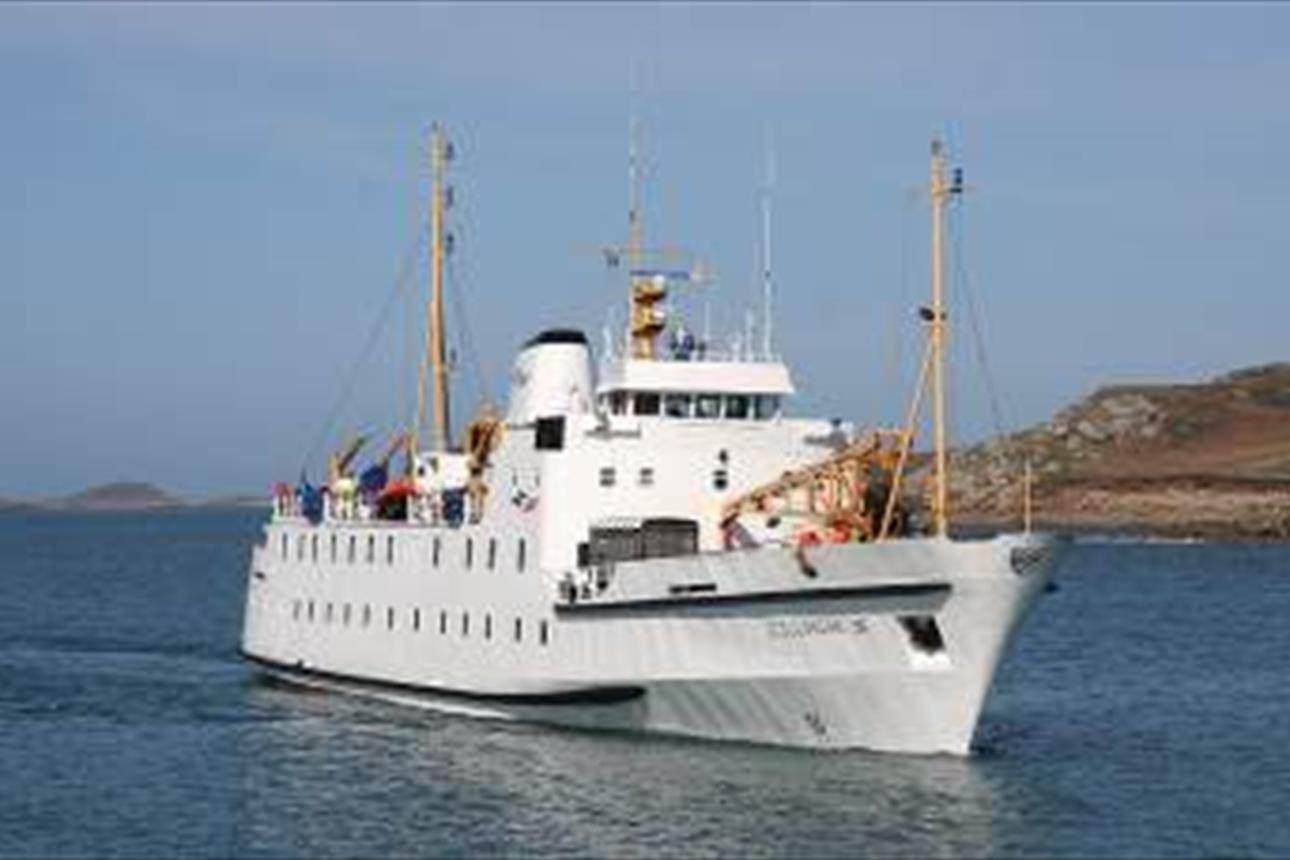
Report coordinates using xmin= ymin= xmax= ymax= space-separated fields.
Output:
xmin=626 ymin=116 xmax=667 ymax=359
xmin=929 ymin=138 xmax=960 ymax=537
xmin=429 ymin=123 xmax=451 ymax=451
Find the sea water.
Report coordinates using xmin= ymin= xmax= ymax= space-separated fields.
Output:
xmin=1 ymin=510 xmax=1287 ymax=858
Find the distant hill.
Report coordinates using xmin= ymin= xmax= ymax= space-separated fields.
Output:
xmin=50 ymin=481 xmax=184 ymax=512
xmin=952 ymin=363 xmax=1290 ymax=539
xmin=199 ymin=493 xmax=270 ymax=509
xmin=0 ymin=496 xmax=31 ymax=513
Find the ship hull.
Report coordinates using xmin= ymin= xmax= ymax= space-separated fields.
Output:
xmin=242 ymin=529 xmax=1059 ymax=755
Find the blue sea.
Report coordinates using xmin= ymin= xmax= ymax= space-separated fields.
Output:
xmin=1 ymin=509 xmax=1288 ymax=858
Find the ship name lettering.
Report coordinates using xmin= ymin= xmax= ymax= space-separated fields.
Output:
xmin=767 ymin=616 xmax=868 ymax=640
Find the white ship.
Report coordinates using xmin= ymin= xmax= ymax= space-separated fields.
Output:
xmin=241 ymin=126 xmax=1062 ymax=755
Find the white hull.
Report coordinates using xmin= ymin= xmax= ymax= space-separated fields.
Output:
xmin=242 ymin=528 xmax=1059 ymax=755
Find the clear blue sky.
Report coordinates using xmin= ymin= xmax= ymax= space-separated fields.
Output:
xmin=2 ymin=3 xmax=1287 ymax=499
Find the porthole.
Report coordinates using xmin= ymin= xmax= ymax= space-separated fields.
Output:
xmin=713 ymin=469 xmax=729 ymax=491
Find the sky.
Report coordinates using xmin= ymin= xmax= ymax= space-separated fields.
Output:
xmin=2 ymin=3 xmax=1288 ymax=499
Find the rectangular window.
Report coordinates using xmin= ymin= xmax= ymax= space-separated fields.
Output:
xmin=362 ymin=604 xmax=372 ymax=627
xmin=633 ymin=392 xmax=661 ymax=416
xmin=713 ymin=469 xmax=729 ymax=491
xmin=413 ymin=608 xmax=421 ymax=631
xmin=639 ymin=467 xmax=655 ymax=487
xmin=695 ymin=393 xmax=722 ymax=419
xmin=609 ymin=391 xmax=628 ymax=415
xmin=325 ymin=603 xmax=334 ymax=624
xmin=307 ymin=600 xmax=315 ymax=622
xmin=366 ymin=536 xmax=375 ymax=563
xmin=539 ymin=620 xmax=550 ymax=646
xmin=535 ymin=416 xmax=566 ymax=450
xmin=466 ymin=538 xmax=474 ymax=568
xmin=387 ymin=535 xmax=395 ymax=565
xmin=281 ymin=534 xmax=288 ymax=559
xmin=663 ymin=393 xmax=692 ymax=418
xmin=485 ymin=614 xmax=493 ymax=640
xmin=343 ymin=603 xmax=352 ymax=626
xmin=330 ymin=534 xmax=337 ymax=563
xmin=461 ymin=612 xmax=470 ymax=637
xmin=311 ymin=534 xmax=318 ymax=562
xmin=517 ymin=538 xmax=526 ymax=572
xmin=725 ymin=394 xmax=750 ymax=420
xmin=433 ymin=536 xmax=441 ymax=567
xmin=348 ymin=535 xmax=356 ymax=564
xmin=440 ymin=611 xmax=448 ymax=634
xmin=297 ymin=534 xmax=306 ymax=561
xmin=292 ymin=599 xmax=302 ymax=620
xmin=599 ymin=467 xmax=616 ymax=488
xmin=514 ymin=618 xmax=523 ymax=642
xmin=488 ymin=538 xmax=497 ymax=570
xmin=754 ymin=394 xmax=780 ymax=420
xmin=387 ymin=607 xmax=395 ymax=630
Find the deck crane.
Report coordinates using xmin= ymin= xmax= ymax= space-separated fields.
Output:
xmin=327 ymin=435 xmax=367 ymax=486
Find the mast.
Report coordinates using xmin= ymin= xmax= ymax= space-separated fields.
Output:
xmin=627 ymin=116 xmax=666 ymax=359
xmin=428 ymin=123 xmax=451 ymax=451
xmin=928 ymin=138 xmax=961 ymax=537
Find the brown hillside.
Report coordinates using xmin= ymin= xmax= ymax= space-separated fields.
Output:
xmin=952 ymin=363 xmax=1290 ymax=539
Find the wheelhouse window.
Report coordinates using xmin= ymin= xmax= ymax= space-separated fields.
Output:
xmin=633 ymin=392 xmax=661 ymax=415
xmin=664 ymin=393 xmax=692 ymax=418
xmin=609 ymin=391 xmax=628 ymax=415
xmin=695 ymin=394 xmax=722 ymax=419
xmin=725 ymin=394 xmax=750 ymax=420
xmin=754 ymin=394 xmax=781 ymax=420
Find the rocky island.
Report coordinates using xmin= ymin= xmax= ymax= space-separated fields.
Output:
xmin=951 ymin=363 xmax=1290 ymax=540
